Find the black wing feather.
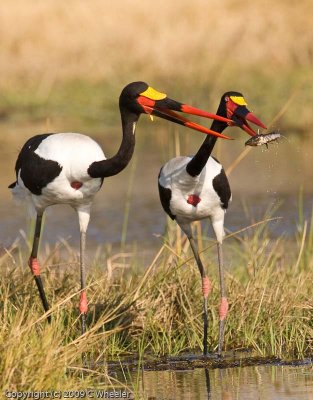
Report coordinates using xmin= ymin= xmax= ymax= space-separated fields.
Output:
xmin=9 ymin=134 xmax=62 ymax=195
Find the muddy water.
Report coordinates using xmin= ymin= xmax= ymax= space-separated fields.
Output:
xmin=1 ymin=120 xmax=312 ymax=250
xmin=127 ymin=364 xmax=313 ymax=399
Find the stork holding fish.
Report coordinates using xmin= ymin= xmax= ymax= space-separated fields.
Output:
xmin=158 ymin=92 xmax=267 ymax=355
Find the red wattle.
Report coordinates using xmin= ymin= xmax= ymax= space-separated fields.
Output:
xmin=71 ymin=182 xmax=83 ymax=190
xmin=187 ymin=194 xmax=201 ymax=207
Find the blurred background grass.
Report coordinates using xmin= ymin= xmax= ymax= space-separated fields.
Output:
xmin=0 ymin=0 xmax=312 ymax=127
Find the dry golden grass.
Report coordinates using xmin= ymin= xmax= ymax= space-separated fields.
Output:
xmin=0 ymin=0 xmax=312 ymax=91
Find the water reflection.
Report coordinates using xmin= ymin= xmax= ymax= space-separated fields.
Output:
xmin=126 ymin=365 xmax=313 ymax=400
xmin=205 ymin=369 xmax=211 ymax=399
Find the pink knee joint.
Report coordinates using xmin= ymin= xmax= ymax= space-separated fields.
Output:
xmin=79 ymin=291 xmax=88 ymax=314
xmin=28 ymin=257 xmax=40 ymax=276
xmin=202 ymin=277 xmax=212 ymax=298
xmin=219 ymin=297 xmax=229 ymax=321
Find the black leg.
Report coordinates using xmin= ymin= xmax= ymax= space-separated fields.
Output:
xmin=204 ymin=368 xmax=211 ymax=399
xmin=188 ymin=236 xmax=211 ymax=356
xmin=29 ymin=213 xmax=51 ymax=322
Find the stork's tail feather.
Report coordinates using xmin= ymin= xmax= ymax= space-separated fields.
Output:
xmin=9 ymin=181 xmax=36 ymax=217
xmin=8 ymin=181 xmax=17 ymax=189
xmin=9 ymin=181 xmax=27 ymax=204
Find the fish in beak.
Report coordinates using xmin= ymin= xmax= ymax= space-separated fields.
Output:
xmin=225 ymin=93 xmax=267 ymax=136
xmin=136 ymin=86 xmax=234 ymax=140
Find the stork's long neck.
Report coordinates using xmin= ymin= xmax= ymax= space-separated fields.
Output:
xmin=186 ymin=105 xmax=227 ymax=177
xmin=88 ymin=110 xmax=138 ymax=178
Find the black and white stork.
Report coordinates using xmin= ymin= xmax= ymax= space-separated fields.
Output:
xmin=158 ymin=92 xmax=266 ymax=355
xmin=9 ymin=81 xmax=233 ymax=334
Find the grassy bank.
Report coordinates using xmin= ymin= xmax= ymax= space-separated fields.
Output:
xmin=0 ymin=212 xmax=312 ymax=390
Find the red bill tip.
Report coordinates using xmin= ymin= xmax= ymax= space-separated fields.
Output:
xmin=246 ymin=112 xmax=267 ymax=129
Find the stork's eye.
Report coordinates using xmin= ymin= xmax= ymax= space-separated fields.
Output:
xmin=225 ymin=96 xmax=229 ymax=102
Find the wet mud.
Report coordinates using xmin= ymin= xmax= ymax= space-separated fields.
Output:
xmin=106 ymin=350 xmax=313 ymax=372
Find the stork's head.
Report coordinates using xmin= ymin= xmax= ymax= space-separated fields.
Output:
xmin=119 ymin=82 xmax=235 ymax=139
xmin=219 ymin=91 xmax=267 ymax=136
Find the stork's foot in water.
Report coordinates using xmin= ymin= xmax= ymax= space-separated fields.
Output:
xmin=203 ymin=297 xmax=208 ymax=355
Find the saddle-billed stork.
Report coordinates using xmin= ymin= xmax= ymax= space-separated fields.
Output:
xmin=9 ymin=81 xmax=234 ymax=334
xmin=158 ymin=92 xmax=266 ymax=355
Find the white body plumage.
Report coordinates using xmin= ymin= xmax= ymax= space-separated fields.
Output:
xmin=158 ymin=155 xmax=231 ymax=243
xmin=12 ymin=133 xmax=106 ymax=231
xmin=14 ymin=133 xmax=104 ymax=203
